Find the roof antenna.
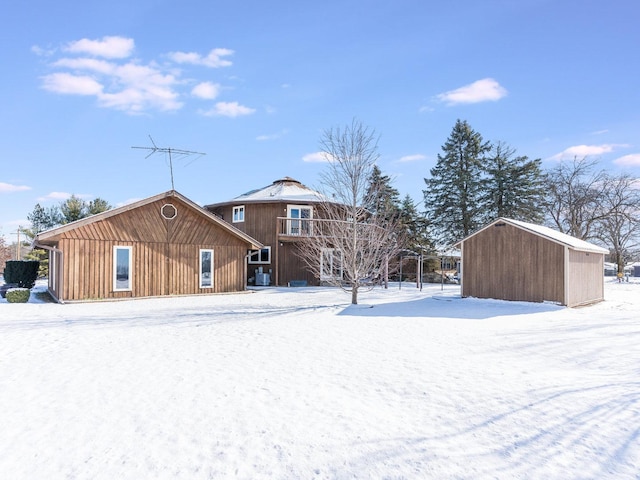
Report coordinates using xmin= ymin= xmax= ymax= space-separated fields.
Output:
xmin=132 ymin=135 xmax=206 ymax=190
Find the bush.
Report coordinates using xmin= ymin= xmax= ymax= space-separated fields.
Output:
xmin=6 ymin=288 xmax=30 ymax=303
xmin=4 ymin=260 xmax=40 ymax=289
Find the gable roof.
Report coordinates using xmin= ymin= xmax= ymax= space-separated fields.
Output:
xmin=456 ymin=217 xmax=609 ymax=254
xmin=206 ymin=177 xmax=326 ymax=208
xmin=34 ymin=190 xmax=263 ymax=249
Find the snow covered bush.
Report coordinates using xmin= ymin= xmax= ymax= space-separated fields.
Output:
xmin=6 ymin=288 xmax=30 ymax=303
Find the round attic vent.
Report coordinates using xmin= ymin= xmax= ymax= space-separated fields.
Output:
xmin=161 ymin=203 xmax=177 ymax=220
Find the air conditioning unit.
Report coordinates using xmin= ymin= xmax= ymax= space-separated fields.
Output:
xmin=255 ymin=273 xmax=270 ymax=286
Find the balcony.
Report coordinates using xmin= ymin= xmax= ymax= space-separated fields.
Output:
xmin=277 ymin=216 xmax=315 ymax=241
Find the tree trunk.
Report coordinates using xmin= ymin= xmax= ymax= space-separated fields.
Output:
xmin=351 ymin=286 xmax=358 ymax=305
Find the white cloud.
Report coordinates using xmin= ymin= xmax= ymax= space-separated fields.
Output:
xmin=591 ymin=129 xmax=609 ymax=135
xmin=614 ymin=154 xmax=640 ymax=167
xmin=191 ymin=82 xmax=221 ymax=99
xmin=302 ymin=152 xmax=333 ymax=163
xmin=436 ymin=78 xmax=507 ymax=105
xmin=0 ymin=182 xmax=31 ymax=193
xmin=41 ymin=73 xmax=104 ymax=95
xmin=168 ymin=48 xmax=234 ymax=68
xmin=38 ymin=38 xmax=244 ymax=115
xmin=549 ymin=144 xmax=628 ymax=161
xmin=256 ymin=129 xmax=289 ymax=141
xmin=397 ymin=154 xmax=427 ymax=163
xmin=200 ymin=101 xmax=255 ymax=117
xmin=37 ymin=192 xmax=73 ymax=201
xmin=65 ymin=36 xmax=134 ymax=59
xmin=53 ymin=57 xmax=116 ymax=74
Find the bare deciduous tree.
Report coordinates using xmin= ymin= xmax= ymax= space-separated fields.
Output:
xmin=295 ymin=120 xmax=403 ymax=304
xmin=544 ymin=157 xmax=609 ymax=240
xmin=595 ymin=173 xmax=640 ymax=274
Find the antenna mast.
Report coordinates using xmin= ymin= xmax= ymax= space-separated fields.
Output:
xmin=132 ymin=135 xmax=206 ymax=190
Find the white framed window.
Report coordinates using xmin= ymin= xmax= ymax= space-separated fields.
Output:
xmin=320 ymin=248 xmax=343 ymax=281
xmin=113 ymin=246 xmax=132 ymax=291
xmin=49 ymin=249 xmax=57 ymax=292
xmin=232 ymin=205 xmax=245 ymax=223
xmin=287 ymin=205 xmax=312 ymax=235
xmin=199 ymin=249 xmax=214 ymax=288
xmin=248 ymin=247 xmax=271 ymax=264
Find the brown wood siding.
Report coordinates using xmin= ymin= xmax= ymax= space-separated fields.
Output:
xmin=55 ymin=196 xmax=250 ymax=301
xmin=207 ymin=202 xmax=320 ymax=286
xmin=278 ymin=243 xmax=320 ymax=286
xmin=566 ymin=249 xmax=604 ymax=307
xmin=461 ymin=223 xmax=565 ymax=304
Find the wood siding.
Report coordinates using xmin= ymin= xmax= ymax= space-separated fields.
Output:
xmin=566 ymin=249 xmax=604 ymax=307
xmin=208 ymin=202 xmax=321 ymax=286
xmin=461 ymin=223 xmax=565 ymax=304
xmin=52 ymin=197 xmax=250 ymax=301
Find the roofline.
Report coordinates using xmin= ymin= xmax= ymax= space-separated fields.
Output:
xmin=35 ymin=190 xmax=263 ymax=249
xmin=454 ymin=217 xmax=609 ymax=254
xmin=205 ymin=197 xmax=326 ymax=209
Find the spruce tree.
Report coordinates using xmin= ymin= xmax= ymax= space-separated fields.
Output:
xmin=364 ymin=165 xmax=401 ymax=220
xmin=399 ymin=194 xmax=433 ymax=253
xmin=423 ymin=119 xmax=490 ymax=246
xmin=481 ymin=141 xmax=546 ymax=223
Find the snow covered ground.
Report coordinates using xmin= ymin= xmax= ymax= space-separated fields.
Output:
xmin=0 ymin=280 xmax=638 ymax=479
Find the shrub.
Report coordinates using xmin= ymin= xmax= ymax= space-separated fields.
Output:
xmin=3 ymin=260 xmax=40 ymax=289
xmin=6 ymin=288 xmax=30 ymax=303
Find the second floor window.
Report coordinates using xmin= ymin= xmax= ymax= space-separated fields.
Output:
xmin=233 ymin=205 xmax=245 ymax=223
xmin=287 ymin=205 xmax=312 ymax=235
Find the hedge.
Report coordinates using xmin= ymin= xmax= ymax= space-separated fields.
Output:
xmin=4 ymin=260 xmax=40 ymax=289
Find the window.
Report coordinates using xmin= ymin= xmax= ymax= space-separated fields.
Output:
xmin=287 ymin=205 xmax=312 ymax=235
xmin=320 ymin=248 xmax=343 ymax=281
xmin=248 ymin=247 xmax=271 ymax=264
xmin=200 ymin=249 xmax=214 ymax=288
xmin=232 ymin=205 xmax=245 ymax=223
xmin=113 ymin=246 xmax=132 ymax=291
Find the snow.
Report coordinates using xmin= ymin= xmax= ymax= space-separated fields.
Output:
xmin=233 ymin=178 xmax=326 ymax=203
xmin=497 ymin=218 xmax=609 ymax=254
xmin=0 ymin=280 xmax=638 ymax=479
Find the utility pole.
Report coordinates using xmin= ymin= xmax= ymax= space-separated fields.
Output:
xmin=12 ymin=226 xmax=22 ymax=260
xmin=132 ymin=135 xmax=206 ymax=191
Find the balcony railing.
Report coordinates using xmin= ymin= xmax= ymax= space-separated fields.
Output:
xmin=277 ymin=216 xmax=315 ymax=238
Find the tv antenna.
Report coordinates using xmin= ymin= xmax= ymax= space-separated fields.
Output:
xmin=132 ymin=135 xmax=206 ymax=190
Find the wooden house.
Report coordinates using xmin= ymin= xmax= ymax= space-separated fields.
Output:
xmin=455 ymin=218 xmax=608 ymax=307
xmin=33 ymin=191 xmax=262 ymax=302
xmin=205 ymin=177 xmax=327 ymax=287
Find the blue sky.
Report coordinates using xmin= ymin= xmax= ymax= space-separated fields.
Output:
xmin=1 ymin=0 xmax=639 ymax=237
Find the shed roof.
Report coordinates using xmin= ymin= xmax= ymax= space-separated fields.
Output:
xmin=34 ymin=190 xmax=263 ymax=249
xmin=206 ymin=177 xmax=326 ymax=208
xmin=456 ymin=217 xmax=609 ymax=254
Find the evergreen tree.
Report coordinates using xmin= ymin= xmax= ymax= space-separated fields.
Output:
xmin=87 ymin=198 xmax=112 ymax=215
xmin=481 ymin=141 xmax=546 ymax=223
xmin=423 ymin=119 xmax=491 ymax=246
xmin=60 ymin=195 xmax=87 ymax=223
xmin=399 ymin=194 xmax=433 ymax=253
xmin=364 ymin=165 xmax=401 ymax=220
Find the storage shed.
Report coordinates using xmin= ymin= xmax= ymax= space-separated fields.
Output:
xmin=455 ymin=218 xmax=608 ymax=307
xmin=34 ymin=190 xmax=262 ymax=302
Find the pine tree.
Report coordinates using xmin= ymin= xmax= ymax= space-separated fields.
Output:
xmin=60 ymin=195 xmax=87 ymax=223
xmin=364 ymin=165 xmax=401 ymax=220
xmin=88 ymin=198 xmax=112 ymax=215
xmin=399 ymin=195 xmax=433 ymax=253
xmin=481 ymin=141 xmax=546 ymax=223
xmin=423 ymin=119 xmax=491 ymax=246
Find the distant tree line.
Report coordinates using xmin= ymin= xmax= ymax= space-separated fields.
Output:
xmin=23 ymin=195 xmax=112 ymax=276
